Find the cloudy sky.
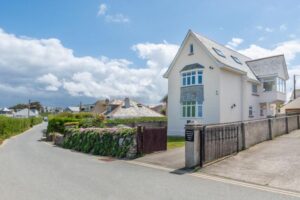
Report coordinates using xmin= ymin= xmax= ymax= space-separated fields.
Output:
xmin=1 ymin=0 xmax=300 ymax=107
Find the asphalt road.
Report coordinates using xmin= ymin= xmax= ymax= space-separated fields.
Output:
xmin=0 ymin=123 xmax=298 ymax=200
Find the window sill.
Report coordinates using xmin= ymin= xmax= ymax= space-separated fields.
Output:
xmin=252 ymin=93 xmax=259 ymax=96
xmin=188 ymin=53 xmax=194 ymax=56
xmin=249 ymin=115 xmax=254 ymax=118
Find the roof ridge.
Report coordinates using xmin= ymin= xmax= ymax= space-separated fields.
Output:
xmin=246 ymin=54 xmax=284 ymax=63
xmin=191 ymin=30 xmax=252 ymax=60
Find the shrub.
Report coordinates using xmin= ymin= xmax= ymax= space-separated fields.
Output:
xmin=105 ymin=117 xmax=167 ymax=125
xmin=47 ymin=117 xmax=81 ymax=134
xmin=63 ymin=127 xmax=136 ymax=158
xmin=0 ymin=116 xmax=43 ymax=143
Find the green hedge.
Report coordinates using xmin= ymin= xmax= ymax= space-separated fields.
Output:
xmin=105 ymin=117 xmax=167 ymax=125
xmin=0 ymin=116 xmax=43 ymax=143
xmin=63 ymin=127 xmax=136 ymax=158
xmin=47 ymin=116 xmax=166 ymax=134
xmin=47 ymin=117 xmax=82 ymax=134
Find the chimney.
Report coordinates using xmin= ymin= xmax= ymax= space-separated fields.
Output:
xmin=124 ymin=97 xmax=130 ymax=108
xmin=105 ymin=98 xmax=109 ymax=105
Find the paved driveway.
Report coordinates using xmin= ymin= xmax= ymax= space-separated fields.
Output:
xmin=201 ymin=129 xmax=300 ymax=192
xmin=134 ymin=147 xmax=185 ymax=169
xmin=0 ymin=123 xmax=298 ymax=200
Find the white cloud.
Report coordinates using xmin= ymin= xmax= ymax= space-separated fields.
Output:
xmin=280 ymin=24 xmax=287 ymax=31
xmin=0 ymin=28 xmax=178 ymax=105
xmin=97 ymin=3 xmax=130 ymax=23
xmin=97 ymin=4 xmax=107 ymax=16
xmin=37 ymin=73 xmax=62 ymax=91
xmin=105 ymin=14 xmax=130 ymax=23
xmin=265 ymin=27 xmax=274 ymax=32
xmin=226 ymin=37 xmax=244 ymax=49
xmin=256 ymin=26 xmax=274 ymax=33
xmin=238 ymin=40 xmax=300 ymax=63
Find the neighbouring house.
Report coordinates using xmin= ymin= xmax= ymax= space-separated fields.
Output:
xmin=43 ymin=106 xmax=64 ymax=113
xmin=280 ymin=97 xmax=300 ymax=114
xmin=164 ymin=30 xmax=289 ymax=135
xmin=80 ymin=103 xmax=95 ymax=112
xmin=101 ymin=98 xmax=164 ymax=119
xmin=289 ymin=89 xmax=300 ymax=101
xmin=150 ymin=104 xmax=166 ymax=115
xmin=64 ymin=106 xmax=80 ymax=113
xmin=13 ymin=108 xmax=39 ymax=118
xmin=0 ymin=107 xmax=13 ymax=117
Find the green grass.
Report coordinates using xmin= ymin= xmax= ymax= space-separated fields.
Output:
xmin=167 ymin=136 xmax=185 ymax=150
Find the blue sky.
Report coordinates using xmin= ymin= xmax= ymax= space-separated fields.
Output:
xmin=0 ymin=0 xmax=300 ymax=107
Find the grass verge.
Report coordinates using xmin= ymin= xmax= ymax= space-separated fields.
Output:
xmin=167 ymin=136 xmax=185 ymax=150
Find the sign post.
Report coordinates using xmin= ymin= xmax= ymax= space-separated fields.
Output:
xmin=185 ymin=122 xmax=201 ymax=168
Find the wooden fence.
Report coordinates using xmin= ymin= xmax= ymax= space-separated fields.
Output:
xmin=137 ymin=126 xmax=167 ymax=154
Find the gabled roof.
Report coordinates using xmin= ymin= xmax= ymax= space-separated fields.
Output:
xmin=66 ymin=107 xmax=80 ymax=112
xmin=107 ymin=99 xmax=164 ymax=118
xmin=164 ymin=30 xmax=259 ymax=82
xmin=193 ymin=32 xmax=258 ymax=81
xmin=246 ymin=55 xmax=289 ymax=80
xmin=0 ymin=107 xmax=11 ymax=112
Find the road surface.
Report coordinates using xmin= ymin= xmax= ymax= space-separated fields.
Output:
xmin=0 ymin=123 xmax=298 ymax=200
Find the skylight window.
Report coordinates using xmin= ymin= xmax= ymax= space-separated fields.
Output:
xmin=212 ymin=47 xmax=225 ymax=58
xmin=231 ymin=55 xmax=242 ymax=65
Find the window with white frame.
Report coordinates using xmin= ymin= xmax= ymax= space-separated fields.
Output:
xmin=182 ymin=70 xmax=203 ymax=86
xmin=182 ymin=101 xmax=203 ymax=118
xmin=276 ymin=77 xmax=285 ymax=93
xmin=262 ymin=78 xmax=275 ymax=92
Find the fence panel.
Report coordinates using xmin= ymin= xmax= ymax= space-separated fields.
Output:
xmin=137 ymin=126 xmax=167 ymax=154
xmin=202 ymin=124 xmax=239 ymax=164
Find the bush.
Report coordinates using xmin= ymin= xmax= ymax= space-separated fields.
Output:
xmin=47 ymin=117 xmax=81 ymax=134
xmin=54 ymin=112 xmax=94 ymax=119
xmin=105 ymin=117 xmax=167 ymax=125
xmin=0 ymin=116 xmax=43 ymax=143
xmin=63 ymin=127 xmax=136 ymax=158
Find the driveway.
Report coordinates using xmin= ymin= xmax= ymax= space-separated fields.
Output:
xmin=134 ymin=147 xmax=185 ymax=169
xmin=201 ymin=129 xmax=300 ymax=193
xmin=0 ymin=123 xmax=298 ymax=200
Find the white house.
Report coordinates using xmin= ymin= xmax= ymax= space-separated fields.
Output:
xmin=13 ymin=108 xmax=39 ymax=118
xmin=64 ymin=107 xmax=80 ymax=113
xmin=0 ymin=107 xmax=13 ymax=117
xmin=164 ymin=30 xmax=289 ymax=135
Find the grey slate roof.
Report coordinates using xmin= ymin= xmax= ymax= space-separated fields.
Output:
xmin=246 ymin=55 xmax=289 ymax=80
xmin=193 ymin=32 xmax=258 ymax=81
xmin=180 ymin=63 xmax=204 ymax=72
xmin=107 ymin=99 xmax=164 ymax=119
xmin=164 ymin=30 xmax=289 ymax=83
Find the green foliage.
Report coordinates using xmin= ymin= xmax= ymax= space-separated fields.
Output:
xmin=63 ymin=127 xmax=136 ymax=158
xmin=167 ymin=136 xmax=185 ymax=150
xmin=47 ymin=115 xmax=166 ymax=134
xmin=47 ymin=117 xmax=81 ymax=134
xmin=55 ymin=112 xmax=94 ymax=119
xmin=0 ymin=116 xmax=42 ymax=143
xmin=105 ymin=117 xmax=167 ymax=125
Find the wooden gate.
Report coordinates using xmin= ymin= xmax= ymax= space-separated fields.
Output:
xmin=137 ymin=126 xmax=167 ymax=154
xmin=200 ymin=124 xmax=239 ymax=166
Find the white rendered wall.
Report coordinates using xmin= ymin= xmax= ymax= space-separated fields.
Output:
xmin=167 ymin=35 xmax=220 ymax=135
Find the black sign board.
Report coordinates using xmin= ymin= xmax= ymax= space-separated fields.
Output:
xmin=185 ymin=129 xmax=194 ymax=142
